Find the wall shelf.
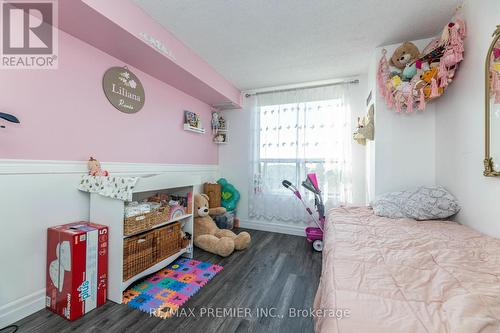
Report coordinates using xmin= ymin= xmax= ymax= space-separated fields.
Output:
xmin=183 ymin=123 xmax=206 ymax=134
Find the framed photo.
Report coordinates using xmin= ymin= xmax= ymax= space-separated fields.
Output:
xmin=184 ymin=110 xmax=199 ymax=127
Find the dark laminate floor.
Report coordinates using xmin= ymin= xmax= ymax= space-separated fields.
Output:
xmin=14 ymin=229 xmax=322 ymax=333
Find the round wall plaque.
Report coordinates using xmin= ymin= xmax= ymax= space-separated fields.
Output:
xmin=102 ymin=66 xmax=145 ymax=114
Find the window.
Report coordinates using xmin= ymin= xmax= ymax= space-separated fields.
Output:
xmin=257 ymin=99 xmax=352 ymax=205
xmin=249 ymin=85 xmax=353 ymax=223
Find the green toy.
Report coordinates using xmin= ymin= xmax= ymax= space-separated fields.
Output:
xmin=217 ymin=178 xmax=240 ymax=212
xmin=402 ymin=63 xmax=417 ymax=81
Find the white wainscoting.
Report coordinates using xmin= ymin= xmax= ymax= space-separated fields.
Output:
xmin=0 ymin=159 xmax=218 ymax=328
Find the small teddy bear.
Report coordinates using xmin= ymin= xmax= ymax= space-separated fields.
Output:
xmin=390 ymin=42 xmax=420 ymax=70
xmin=87 ymin=157 xmax=109 ymax=177
xmin=390 ymin=42 xmax=420 ymax=81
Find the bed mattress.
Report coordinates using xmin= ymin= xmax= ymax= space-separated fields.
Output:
xmin=314 ymin=207 xmax=500 ymax=333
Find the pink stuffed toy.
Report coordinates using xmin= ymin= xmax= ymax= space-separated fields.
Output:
xmin=87 ymin=157 xmax=109 ymax=176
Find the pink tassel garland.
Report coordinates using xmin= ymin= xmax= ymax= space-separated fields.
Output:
xmin=395 ymin=93 xmax=402 ymax=113
xmin=406 ymin=91 xmax=414 ymax=113
xmin=430 ymin=78 xmax=439 ymax=98
xmin=418 ymin=89 xmax=426 ymax=111
xmin=387 ymin=90 xmax=395 ymax=108
xmin=438 ymin=60 xmax=449 ymax=88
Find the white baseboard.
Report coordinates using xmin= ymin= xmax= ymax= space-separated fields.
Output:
xmin=239 ymin=219 xmax=306 ymax=237
xmin=0 ymin=289 xmax=45 ymax=329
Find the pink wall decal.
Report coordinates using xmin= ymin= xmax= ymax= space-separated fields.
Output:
xmin=0 ymin=30 xmax=218 ymax=165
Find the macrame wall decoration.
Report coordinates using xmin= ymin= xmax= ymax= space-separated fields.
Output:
xmin=377 ymin=14 xmax=466 ymax=113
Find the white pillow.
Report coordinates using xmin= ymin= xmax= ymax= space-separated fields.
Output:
xmin=372 ymin=186 xmax=461 ymax=220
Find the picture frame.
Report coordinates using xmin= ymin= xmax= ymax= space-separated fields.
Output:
xmin=184 ymin=110 xmax=200 ymax=128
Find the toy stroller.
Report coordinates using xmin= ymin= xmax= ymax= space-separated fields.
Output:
xmin=282 ymin=173 xmax=325 ymax=252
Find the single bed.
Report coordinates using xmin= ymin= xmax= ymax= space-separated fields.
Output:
xmin=314 ymin=207 xmax=500 ymax=333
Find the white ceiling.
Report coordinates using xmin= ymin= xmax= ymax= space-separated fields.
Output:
xmin=133 ymin=0 xmax=458 ymax=90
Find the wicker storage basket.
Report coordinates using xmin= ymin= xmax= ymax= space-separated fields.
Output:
xmin=123 ymin=231 xmax=155 ymax=281
xmin=123 ymin=222 xmax=181 ymax=281
xmin=155 ymin=222 xmax=181 ymax=261
xmin=203 ymin=183 xmax=221 ymax=208
xmin=124 ymin=206 xmax=170 ymax=236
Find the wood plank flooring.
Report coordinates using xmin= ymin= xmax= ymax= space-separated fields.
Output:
xmin=13 ymin=229 xmax=322 ymax=333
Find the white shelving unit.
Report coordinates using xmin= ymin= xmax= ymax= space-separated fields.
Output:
xmin=90 ymin=173 xmax=200 ymax=304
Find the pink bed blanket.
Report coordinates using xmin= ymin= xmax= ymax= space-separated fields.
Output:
xmin=314 ymin=207 xmax=500 ymax=333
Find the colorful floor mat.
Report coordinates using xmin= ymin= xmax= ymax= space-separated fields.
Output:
xmin=123 ymin=258 xmax=223 ymax=318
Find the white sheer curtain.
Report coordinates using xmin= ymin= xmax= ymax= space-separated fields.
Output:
xmin=248 ymin=84 xmax=353 ymax=224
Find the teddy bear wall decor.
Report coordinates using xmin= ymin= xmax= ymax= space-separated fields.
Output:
xmin=377 ymin=13 xmax=466 ymax=113
xmin=193 ymin=193 xmax=250 ymax=257
xmin=353 ymin=105 xmax=375 ymax=145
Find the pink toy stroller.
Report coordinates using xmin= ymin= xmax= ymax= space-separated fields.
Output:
xmin=282 ymin=173 xmax=325 ymax=252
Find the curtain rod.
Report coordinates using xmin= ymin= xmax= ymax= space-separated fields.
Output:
xmin=244 ymin=79 xmax=359 ymax=98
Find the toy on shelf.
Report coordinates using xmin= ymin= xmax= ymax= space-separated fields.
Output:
xmin=211 ymin=111 xmax=220 ymax=132
xmin=213 ymin=133 xmax=227 ymax=144
xmin=377 ymin=13 xmax=466 ymax=113
xmin=87 ymin=157 xmax=109 ymax=176
xmin=184 ymin=110 xmax=205 ymax=133
xmin=212 ymin=111 xmax=228 ymax=143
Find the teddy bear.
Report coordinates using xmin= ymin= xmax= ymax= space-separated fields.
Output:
xmin=390 ymin=42 xmax=420 ymax=70
xmin=193 ymin=193 xmax=251 ymax=257
xmin=390 ymin=42 xmax=420 ymax=81
xmin=87 ymin=157 xmax=109 ymax=176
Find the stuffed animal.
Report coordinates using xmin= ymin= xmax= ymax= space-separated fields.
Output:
xmin=390 ymin=42 xmax=420 ymax=70
xmin=420 ymin=67 xmax=438 ymax=84
xmin=214 ymin=134 xmax=225 ymax=143
xmin=402 ymin=63 xmax=417 ymax=81
xmin=193 ymin=193 xmax=250 ymax=257
xmin=211 ymin=112 xmax=219 ymax=132
xmin=217 ymin=178 xmax=240 ymax=212
xmin=87 ymin=157 xmax=109 ymax=176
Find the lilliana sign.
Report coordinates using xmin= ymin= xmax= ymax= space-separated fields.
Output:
xmin=102 ymin=67 xmax=145 ymax=114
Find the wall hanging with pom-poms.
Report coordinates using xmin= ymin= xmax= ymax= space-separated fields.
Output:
xmin=377 ymin=14 xmax=466 ymax=113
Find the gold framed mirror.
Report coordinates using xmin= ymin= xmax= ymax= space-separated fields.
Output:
xmin=484 ymin=26 xmax=500 ymax=177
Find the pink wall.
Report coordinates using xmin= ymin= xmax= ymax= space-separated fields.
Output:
xmin=0 ymin=30 xmax=218 ymax=165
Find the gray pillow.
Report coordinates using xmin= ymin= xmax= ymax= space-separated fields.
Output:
xmin=372 ymin=186 xmax=461 ymax=220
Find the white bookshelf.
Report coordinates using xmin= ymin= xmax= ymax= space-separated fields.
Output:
xmin=89 ymin=173 xmax=199 ymax=304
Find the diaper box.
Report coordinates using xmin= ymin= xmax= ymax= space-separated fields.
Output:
xmin=46 ymin=222 xmax=108 ymax=320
